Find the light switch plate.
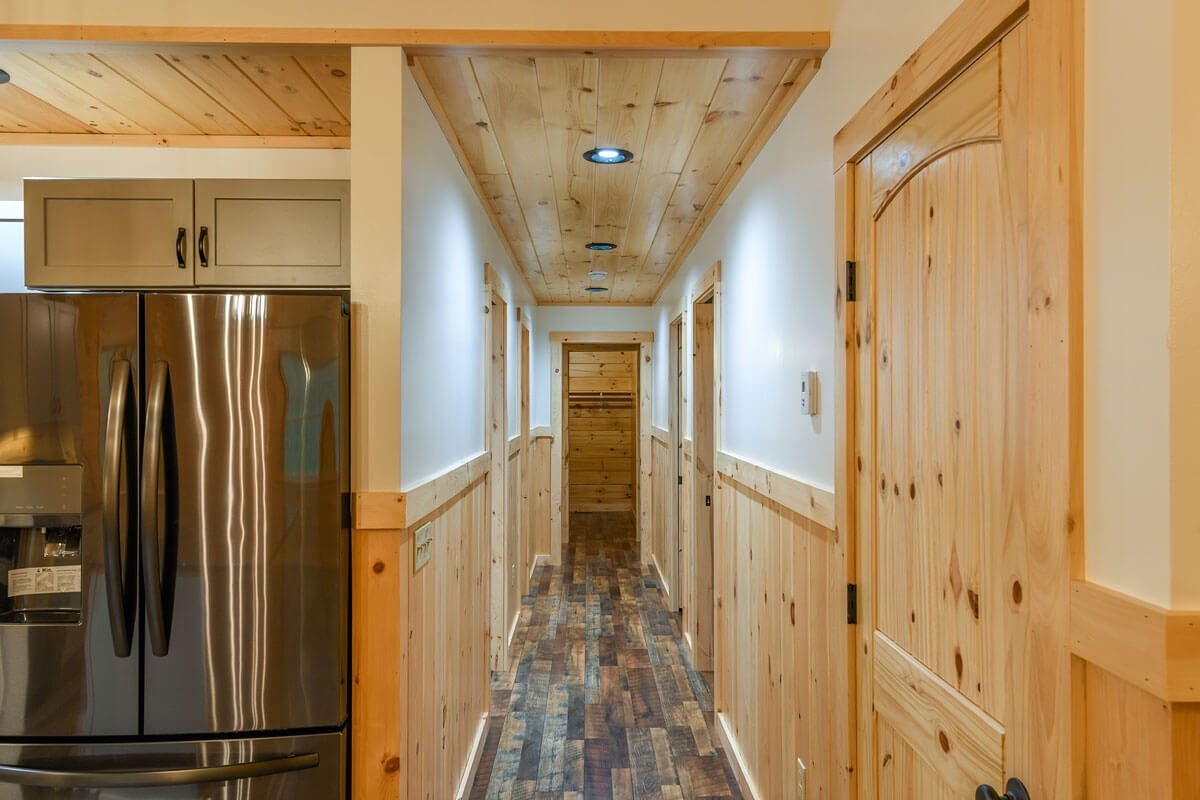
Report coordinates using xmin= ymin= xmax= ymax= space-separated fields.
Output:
xmin=414 ymin=522 xmax=433 ymax=573
xmin=797 ymin=757 xmax=807 ymax=800
xmin=799 ymin=370 xmax=819 ymax=415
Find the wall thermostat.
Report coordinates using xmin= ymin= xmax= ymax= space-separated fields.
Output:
xmin=799 ymin=370 xmax=819 ymax=415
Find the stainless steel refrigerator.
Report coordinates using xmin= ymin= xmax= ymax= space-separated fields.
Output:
xmin=0 ymin=292 xmax=348 ymax=798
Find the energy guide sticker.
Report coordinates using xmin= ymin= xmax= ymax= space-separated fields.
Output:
xmin=7 ymin=566 xmax=81 ymax=597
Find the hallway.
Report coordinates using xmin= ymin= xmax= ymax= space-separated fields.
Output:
xmin=470 ymin=513 xmax=743 ymax=799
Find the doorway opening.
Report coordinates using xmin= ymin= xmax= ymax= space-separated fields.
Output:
xmin=564 ymin=344 xmax=638 ymax=556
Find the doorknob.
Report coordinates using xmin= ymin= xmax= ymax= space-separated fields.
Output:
xmin=976 ymin=778 xmax=1030 ymax=800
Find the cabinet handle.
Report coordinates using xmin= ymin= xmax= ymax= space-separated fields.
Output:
xmin=175 ymin=227 xmax=186 ymax=269
xmin=198 ymin=225 xmax=209 ymax=267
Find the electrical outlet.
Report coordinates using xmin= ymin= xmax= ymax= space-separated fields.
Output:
xmin=797 ymin=757 xmax=807 ymax=800
xmin=414 ymin=522 xmax=433 ymax=573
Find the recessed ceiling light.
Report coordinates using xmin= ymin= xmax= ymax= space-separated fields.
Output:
xmin=586 ymin=242 xmax=616 ymax=251
xmin=588 ymin=270 xmax=608 ymax=281
xmin=0 ymin=69 xmax=9 ymax=85
xmin=585 ymin=286 xmax=609 ymax=293
xmin=583 ymin=147 xmax=633 ymax=165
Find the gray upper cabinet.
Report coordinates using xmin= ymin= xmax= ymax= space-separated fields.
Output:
xmin=24 ymin=179 xmax=195 ymax=288
xmin=23 ymin=179 xmax=349 ymax=290
xmin=194 ymin=180 xmax=350 ymax=288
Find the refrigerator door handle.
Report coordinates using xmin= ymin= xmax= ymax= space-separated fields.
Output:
xmin=140 ymin=360 xmax=178 ymax=658
xmin=101 ymin=358 xmax=136 ymax=658
xmin=0 ymin=752 xmax=319 ymax=788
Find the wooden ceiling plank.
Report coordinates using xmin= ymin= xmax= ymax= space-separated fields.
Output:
xmin=621 ymin=57 xmax=726 ymax=271
xmin=26 ymin=51 xmax=203 ymax=134
xmin=407 ymin=55 xmax=543 ymax=302
xmin=536 ymin=56 xmax=598 ymax=270
xmin=476 ymin=171 xmax=553 ymax=298
xmin=590 ymin=56 xmax=663 ymax=299
xmin=471 ymin=55 xmax=567 ymax=298
xmin=0 ymin=83 xmax=93 ymax=133
xmin=413 ymin=56 xmax=507 ymax=175
xmin=653 ymin=57 xmax=819 ymax=300
xmin=95 ymin=51 xmax=255 ymax=135
xmin=2 ymin=53 xmax=150 ymax=134
xmin=0 ymin=132 xmax=348 ymax=147
xmin=640 ymin=55 xmax=792 ymax=282
xmin=164 ymin=52 xmax=305 ymax=136
xmin=227 ymin=52 xmax=349 ymax=135
xmin=293 ymin=53 xmax=351 ymax=120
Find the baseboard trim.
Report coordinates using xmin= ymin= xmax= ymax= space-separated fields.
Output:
xmin=454 ymin=713 xmax=489 ymax=800
xmin=506 ymin=609 xmax=521 ymax=650
xmin=528 ymin=553 xmax=548 ymax=584
xmin=715 ymin=711 xmax=762 ymax=800
xmin=649 ymin=553 xmax=672 ymax=605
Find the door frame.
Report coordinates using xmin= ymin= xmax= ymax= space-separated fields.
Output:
xmin=686 ymin=260 xmax=721 ymax=671
xmin=484 ymin=265 xmax=509 ymax=672
xmin=669 ymin=311 xmax=685 ymax=613
xmin=833 ymin=0 xmax=1081 ymax=796
xmin=518 ymin=310 xmax=532 ymax=600
xmin=549 ymin=331 xmax=653 ymax=567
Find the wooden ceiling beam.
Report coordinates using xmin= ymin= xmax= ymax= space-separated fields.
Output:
xmin=0 ymin=25 xmax=829 ymax=55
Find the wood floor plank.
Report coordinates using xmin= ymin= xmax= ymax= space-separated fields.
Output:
xmin=470 ymin=512 xmax=743 ymax=800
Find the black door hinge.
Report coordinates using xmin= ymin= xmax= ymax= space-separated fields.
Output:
xmin=847 ymin=583 xmax=858 ymax=625
xmin=846 ymin=261 xmax=857 ymax=302
xmin=678 ymin=475 xmax=683 ymax=486
xmin=705 ymin=495 xmax=712 ymax=507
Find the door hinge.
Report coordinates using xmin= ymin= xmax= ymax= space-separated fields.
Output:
xmin=678 ymin=475 xmax=683 ymax=486
xmin=846 ymin=261 xmax=857 ymax=302
xmin=705 ymin=495 xmax=712 ymax=507
xmin=847 ymin=583 xmax=858 ymax=625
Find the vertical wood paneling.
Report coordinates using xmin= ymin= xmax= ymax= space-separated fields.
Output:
xmin=406 ymin=479 xmax=490 ymax=799
xmin=507 ymin=447 xmax=522 ymax=645
xmin=649 ymin=434 xmax=675 ymax=605
xmin=531 ymin=436 xmax=553 ymax=560
xmin=713 ymin=474 xmax=849 ymax=799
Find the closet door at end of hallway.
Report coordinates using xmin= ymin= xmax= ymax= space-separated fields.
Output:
xmin=855 ymin=23 xmax=1042 ymax=800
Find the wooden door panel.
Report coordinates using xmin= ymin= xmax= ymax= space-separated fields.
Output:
xmin=862 ymin=21 xmax=1030 ymax=796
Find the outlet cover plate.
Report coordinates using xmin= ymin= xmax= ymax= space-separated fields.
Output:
xmin=414 ymin=522 xmax=433 ymax=573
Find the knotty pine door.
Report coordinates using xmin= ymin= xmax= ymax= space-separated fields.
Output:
xmin=848 ymin=19 xmax=1067 ymax=799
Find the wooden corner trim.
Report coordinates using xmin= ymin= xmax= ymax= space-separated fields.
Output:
xmin=352 ymin=491 xmax=407 ymax=530
xmin=715 ymin=450 xmax=836 ymax=530
xmin=832 ymin=0 xmax=1027 ymax=170
xmin=549 ymin=331 xmax=654 ymax=343
xmin=531 ymin=425 xmax=553 ymax=440
xmin=507 ymin=435 xmax=522 ymax=458
xmin=651 ymin=426 xmax=671 ymax=445
xmin=353 ymin=451 xmax=490 ymax=532
xmin=1071 ymin=580 xmax=1200 ymax=702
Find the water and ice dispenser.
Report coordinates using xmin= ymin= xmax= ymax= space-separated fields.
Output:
xmin=0 ymin=465 xmax=83 ymax=624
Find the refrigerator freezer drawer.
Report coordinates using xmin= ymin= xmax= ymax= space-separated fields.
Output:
xmin=0 ymin=730 xmax=343 ymax=799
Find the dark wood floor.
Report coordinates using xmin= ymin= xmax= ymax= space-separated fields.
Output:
xmin=469 ymin=512 xmax=744 ymax=800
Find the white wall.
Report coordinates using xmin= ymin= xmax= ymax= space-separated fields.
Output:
xmin=1083 ymin=0 xmax=1172 ymax=605
xmin=0 ymin=147 xmax=349 ymax=201
xmin=530 ymin=305 xmax=659 ymax=427
xmin=657 ymin=0 xmax=962 ymax=494
xmin=400 ymin=62 xmax=530 ymax=489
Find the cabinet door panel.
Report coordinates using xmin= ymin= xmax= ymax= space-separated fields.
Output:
xmin=195 ymin=179 xmax=349 ymax=287
xmin=24 ymin=179 xmax=194 ymax=288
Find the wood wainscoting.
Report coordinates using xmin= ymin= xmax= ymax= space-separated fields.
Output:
xmin=1071 ymin=581 xmax=1200 ymax=798
xmin=649 ymin=427 xmax=677 ymax=610
xmin=711 ymin=452 xmax=849 ymax=800
xmin=351 ymin=453 xmax=491 ymax=800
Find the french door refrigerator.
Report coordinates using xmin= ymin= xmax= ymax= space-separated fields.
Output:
xmin=0 ymin=292 xmax=348 ymax=798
